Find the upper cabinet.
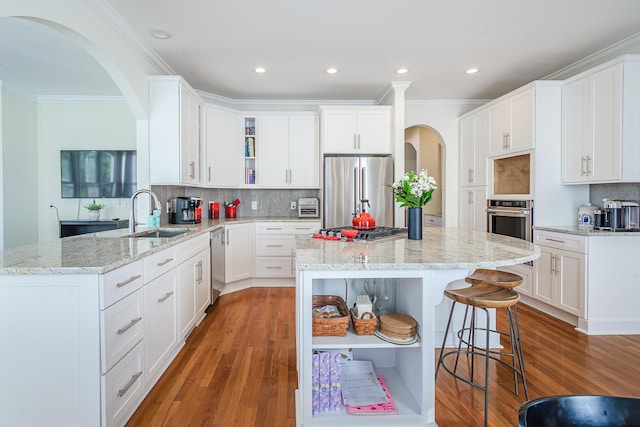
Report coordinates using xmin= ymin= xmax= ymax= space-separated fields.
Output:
xmin=488 ymin=87 xmax=534 ymax=156
xmin=149 ymin=76 xmax=204 ymax=185
xmin=561 ymin=55 xmax=640 ymax=184
xmin=459 ymin=109 xmax=488 ymax=186
xmin=321 ymin=106 xmax=392 ymax=154
xmin=203 ymin=105 xmax=243 ymax=187
xmin=257 ymin=113 xmax=319 ymax=188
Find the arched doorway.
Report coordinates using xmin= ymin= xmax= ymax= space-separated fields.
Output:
xmin=404 ymin=125 xmax=444 ymax=226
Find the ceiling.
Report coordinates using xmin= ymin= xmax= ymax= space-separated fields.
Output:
xmin=2 ymin=1 xmax=640 ymax=101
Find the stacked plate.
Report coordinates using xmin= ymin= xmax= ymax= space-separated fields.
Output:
xmin=375 ymin=313 xmax=418 ymax=345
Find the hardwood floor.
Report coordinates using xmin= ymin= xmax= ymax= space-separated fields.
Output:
xmin=126 ymin=287 xmax=640 ymax=427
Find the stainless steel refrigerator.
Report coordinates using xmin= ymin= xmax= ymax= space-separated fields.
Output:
xmin=323 ymin=155 xmax=394 ymax=228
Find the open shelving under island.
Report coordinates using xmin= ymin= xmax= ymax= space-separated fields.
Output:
xmin=294 ymin=227 xmax=539 ymax=427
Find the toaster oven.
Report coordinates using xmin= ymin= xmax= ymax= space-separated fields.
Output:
xmin=298 ymin=198 xmax=319 ymax=218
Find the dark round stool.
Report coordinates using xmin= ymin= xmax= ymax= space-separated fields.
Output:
xmin=435 ymin=279 xmax=528 ymax=427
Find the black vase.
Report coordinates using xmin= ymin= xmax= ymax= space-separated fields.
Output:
xmin=408 ymin=207 xmax=423 ymax=240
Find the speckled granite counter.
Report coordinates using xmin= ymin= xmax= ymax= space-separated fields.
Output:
xmin=296 ymin=226 xmax=539 ymax=271
xmin=534 ymin=225 xmax=640 ymax=236
xmin=0 ymin=217 xmax=319 ymax=275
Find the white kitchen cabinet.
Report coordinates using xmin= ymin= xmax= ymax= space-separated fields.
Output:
xmin=149 ymin=76 xmax=204 ymax=185
xmin=488 ymin=87 xmax=534 ymax=156
xmin=144 ymin=265 xmax=178 ymax=384
xmin=195 ymin=248 xmax=211 ymax=318
xmin=458 ymin=187 xmax=487 ymax=232
xmin=177 ymin=233 xmax=211 ymax=339
xmin=533 ymin=230 xmax=586 ymax=318
xmin=500 ymin=263 xmax=534 ymax=297
xmin=254 ymin=221 xmax=320 ymax=277
xmin=223 ymin=222 xmax=254 ymax=283
xmin=459 ymin=110 xmax=488 ymax=186
xmin=203 ymin=105 xmax=244 ymax=187
xmin=321 ymin=106 xmax=392 ymax=154
xmin=257 ymin=113 xmax=319 ymax=188
xmin=561 ymin=55 xmax=640 ymax=183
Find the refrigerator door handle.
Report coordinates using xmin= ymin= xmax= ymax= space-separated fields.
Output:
xmin=354 ymin=166 xmax=359 ymax=216
xmin=361 ymin=167 xmax=367 ymax=203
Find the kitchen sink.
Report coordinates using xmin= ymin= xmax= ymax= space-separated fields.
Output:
xmin=125 ymin=229 xmax=191 ymax=239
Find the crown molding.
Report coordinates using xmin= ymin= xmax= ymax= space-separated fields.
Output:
xmin=37 ymin=95 xmax=126 ymax=104
xmin=0 ymin=82 xmax=38 ymax=101
xmin=86 ymin=0 xmax=174 ymax=75
xmin=544 ymin=31 xmax=640 ymax=80
xmin=405 ymin=99 xmax=491 ymax=106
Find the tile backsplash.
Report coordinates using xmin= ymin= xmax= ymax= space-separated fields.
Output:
xmin=590 ymin=183 xmax=640 ymax=206
xmin=151 ymin=185 xmax=320 ymax=221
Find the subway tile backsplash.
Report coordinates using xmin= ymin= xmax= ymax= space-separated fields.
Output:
xmin=151 ymin=185 xmax=320 ymax=221
xmin=590 ymin=183 xmax=640 ymax=206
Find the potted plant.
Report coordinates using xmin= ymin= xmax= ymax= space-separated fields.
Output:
xmin=389 ymin=169 xmax=437 ymax=240
xmin=84 ymin=199 xmax=105 ymax=221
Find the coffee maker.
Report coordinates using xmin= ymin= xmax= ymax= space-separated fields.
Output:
xmin=595 ymin=199 xmax=639 ymax=231
xmin=169 ymin=197 xmax=202 ymax=224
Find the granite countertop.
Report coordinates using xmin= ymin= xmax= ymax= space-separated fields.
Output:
xmin=0 ymin=217 xmax=321 ymax=275
xmin=534 ymin=225 xmax=640 ymax=236
xmin=296 ymin=227 xmax=539 ymax=271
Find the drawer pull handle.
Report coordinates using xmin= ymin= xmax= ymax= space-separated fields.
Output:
xmin=157 ymin=258 xmax=174 ymax=267
xmin=118 ymin=371 xmax=143 ymax=397
xmin=545 ymin=238 xmax=565 ymax=243
xmin=266 ymin=227 xmax=283 ymax=230
xmin=266 ymin=266 xmax=283 ymax=269
xmin=266 ymin=244 xmax=283 ymax=247
xmin=116 ymin=275 xmax=141 ymax=288
xmin=158 ymin=291 xmax=174 ymax=303
xmin=117 ymin=317 xmax=142 ymax=335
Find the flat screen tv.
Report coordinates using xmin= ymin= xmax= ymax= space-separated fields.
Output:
xmin=60 ymin=150 xmax=137 ymax=198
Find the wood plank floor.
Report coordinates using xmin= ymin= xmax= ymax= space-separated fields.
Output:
xmin=126 ymin=287 xmax=640 ymax=427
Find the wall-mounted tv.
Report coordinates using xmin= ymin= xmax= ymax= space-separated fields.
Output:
xmin=61 ymin=150 xmax=137 ymax=198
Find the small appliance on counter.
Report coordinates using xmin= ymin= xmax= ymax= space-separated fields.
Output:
xmin=168 ymin=197 xmax=202 ymax=224
xmin=594 ymin=199 xmax=640 ymax=231
xmin=298 ymin=197 xmax=319 ymax=218
xmin=577 ymin=204 xmax=597 ymax=228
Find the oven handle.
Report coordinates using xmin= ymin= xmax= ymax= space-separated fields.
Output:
xmin=486 ymin=208 xmax=531 ymax=216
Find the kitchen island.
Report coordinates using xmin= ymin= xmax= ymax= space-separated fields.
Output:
xmin=295 ymin=227 xmax=539 ymax=427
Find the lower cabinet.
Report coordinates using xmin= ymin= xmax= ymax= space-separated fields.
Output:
xmin=501 ymin=263 xmax=534 ymax=297
xmin=254 ymin=221 xmax=320 ymax=277
xmin=533 ymin=230 xmax=586 ymax=318
xmin=215 ymin=222 xmax=254 ymax=283
xmin=144 ymin=268 xmax=178 ymax=384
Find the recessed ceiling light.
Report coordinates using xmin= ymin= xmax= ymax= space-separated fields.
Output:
xmin=465 ymin=67 xmax=480 ymax=75
xmin=396 ymin=68 xmax=409 ymax=74
xmin=149 ymin=28 xmax=172 ymax=39
xmin=254 ymin=66 xmax=267 ymax=74
xmin=325 ymin=67 xmax=339 ymax=75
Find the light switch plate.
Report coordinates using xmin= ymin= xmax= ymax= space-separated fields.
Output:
xmin=251 ymin=201 xmax=257 ymax=210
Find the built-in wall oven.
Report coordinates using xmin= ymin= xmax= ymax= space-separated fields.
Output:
xmin=487 ymin=199 xmax=533 ymax=242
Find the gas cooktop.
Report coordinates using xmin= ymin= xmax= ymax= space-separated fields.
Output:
xmin=318 ymin=226 xmax=408 ymax=241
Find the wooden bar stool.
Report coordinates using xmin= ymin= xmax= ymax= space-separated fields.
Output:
xmin=435 ymin=279 xmax=529 ymax=427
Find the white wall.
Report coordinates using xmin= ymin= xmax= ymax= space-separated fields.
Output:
xmin=37 ymin=99 xmax=136 ymax=242
xmin=2 ymin=89 xmax=39 ymax=249
xmin=405 ymin=100 xmax=487 ymax=227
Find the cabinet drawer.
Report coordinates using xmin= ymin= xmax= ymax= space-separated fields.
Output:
xmin=534 ymin=230 xmax=587 ymax=253
xmin=144 ymin=245 xmax=178 ymax=283
xmin=255 ymin=257 xmax=294 ymax=277
xmin=101 ymin=288 xmax=144 ymax=373
xmin=255 ymin=221 xmax=320 ymax=235
xmin=102 ymin=341 xmax=144 ymax=427
xmin=255 ymin=235 xmax=295 ymax=256
xmin=100 ymin=260 xmax=143 ymax=309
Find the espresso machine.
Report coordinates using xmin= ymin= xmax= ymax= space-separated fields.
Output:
xmin=168 ymin=197 xmax=202 ymax=224
xmin=594 ymin=199 xmax=639 ymax=231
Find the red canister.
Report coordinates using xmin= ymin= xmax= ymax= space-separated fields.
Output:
xmin=225 ymin=205 xmax=236 ymax=218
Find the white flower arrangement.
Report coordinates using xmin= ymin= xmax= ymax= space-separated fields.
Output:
xmin=389 ymin=169 xmax=437 ymax=208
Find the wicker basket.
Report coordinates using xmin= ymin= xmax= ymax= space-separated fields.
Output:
xmin=312 ymin=293 xmax=349 ymax=337
xmin=350 ymin=306 xmax=378 ymax=335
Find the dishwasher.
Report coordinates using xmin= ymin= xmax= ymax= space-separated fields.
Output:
xmin=209 ymin=227 xmax=226 ymax=307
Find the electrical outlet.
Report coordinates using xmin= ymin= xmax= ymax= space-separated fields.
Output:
xmin=251 ymin=201 xmax=257 ymax=210
xmin=49 ymin=201 xmax=55 ymax=208
xmin=291 ymin=201 xmax=297 ymax=210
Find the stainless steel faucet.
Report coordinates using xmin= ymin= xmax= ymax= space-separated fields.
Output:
xmin=129 ymin=189 xmax=162 ymax=234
